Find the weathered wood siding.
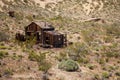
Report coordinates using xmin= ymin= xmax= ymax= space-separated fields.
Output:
xmin=43 ymin=31 xmax=66 ymax=47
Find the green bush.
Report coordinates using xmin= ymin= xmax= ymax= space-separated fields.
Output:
xmin=28 ymin=52 xmax=40 ymax=61
xmin=98 ymin=58 xmax=105 ymax=65
xmin=0 ymin=46 xmax=8 ymax=49
xmin=26 ymin=15 xmax=34 ymax=21
xmin=0 ymin=51 xmax=8 ymax=59
xmin=77 ymin=58 xmax=89 ymax=64
xmin=87 ymin=64 xmax=96 ymax=70
xmin=11 ymin=54 xmax=23 ymax=60
xmin=105 ymin=52 xmax=120 ymax=58
xmin=58 ymin=59 xmax=79 ymax=72
xmin=38 ymin=61 xmax=51 ymax=72
xmin=102 ymin=72 xmax=110 ymax=79
xmin=28 ymin=52 xmax=46 ymax=62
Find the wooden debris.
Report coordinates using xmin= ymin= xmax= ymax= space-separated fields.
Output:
xmin=83 ymin=18 xmax=102 ymax=22
xmin=8 ymin=11 xmax=15 ymax=17
xmin=15 ymin=33 xmax=26 ymax=41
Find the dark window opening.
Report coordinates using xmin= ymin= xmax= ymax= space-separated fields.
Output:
xmin=27 ymin=32 xmax=31 ymax=36
xmin=45 ymin=37 xmax=50 ymax=44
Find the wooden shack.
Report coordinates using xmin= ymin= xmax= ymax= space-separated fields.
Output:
xmin=24 ymin=21 xmax=67 ymax=48
xmin=25 ymin=21 xmax=54 ymax=42
xmin=43 ymin=31 xmax=67 ymax=48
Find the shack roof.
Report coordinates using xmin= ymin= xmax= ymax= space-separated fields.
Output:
xmin=44 ymin=31 xmax=63 ymax=35
xmin=33 ymin=21 xmax=54 ymax=29
xmin=25 ymin=21 xmax=55 ymax=30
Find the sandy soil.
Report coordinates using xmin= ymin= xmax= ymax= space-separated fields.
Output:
xmin=33 ymin=0 xmax=63 ymax=8
xmin=82 ymin=0 xmax=104 ymax=15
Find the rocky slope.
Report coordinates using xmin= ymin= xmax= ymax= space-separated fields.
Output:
xmin=0 ymin=0 xmax=120 ymax=22
xmin=0 ymin=0 xmax=120 ymax=80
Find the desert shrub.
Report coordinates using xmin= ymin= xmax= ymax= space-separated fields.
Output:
xmin=97 ymin=58 xmax=105 ymax=65
xmin=101 ymin=72 xmax=110 ymax=79
xmin=38 ymin=53 xmax=52 ymax=72
xmin=55 ymin=52 xmax=67 ymax=61
xmin=38 ymin=61 xmax=51 ymax=72
xmin=77 ymin=57 xmax=89 ymax=64
xmin=28 ymin=52 xmax=40 ymax=61
xmin=107 ymin=66 xmax=117 ymax=71
xmin=66 ymin=42 xmax=89 ymax=62
xmin=105 ymin=24 xmax=120 ymax=37
xmin=94 ymin=74 xmax=101 ymax=80
xmin=116 ymin=72 xmax=120 ymax=76
xmin=0 ymin=31 xmax=9 ymax=42
xmin=28 ymin=51 xmax=46 ymax=62
xmin=26 ymin=15 xmax=34 ymax=21
xmin=3 ymin=68 xmax=13 ymax=77
xmin=28 ymin=52 xmax=51 ymax=72
xmin=105 ymin=52 xmax=120 ymax=58
xmin=0 ymin=46 xmax=8 ymax=49
xmin=11 ymin=54 xmax=23 ymax=60
xmin=0 ymin=42 xmax=4 ymax=46
xmin=18 ymin=55 xmax=23 ymax=59
xmin=103 ymin=43 xmax=120 ymax=58
xmin=0 ymin=45 xmax=11 ymax=50
xmin=24 ymin=37 xmax=36 ymax=49
xmin=87 ymin=64 xmax=96 ymax=70
xmin=104 ymin=36 xmax=114 ymax=43
xmin=58 ymin=59 xmax=79 ymax=72
xmin=0 ymin=51 xmax=8 ymax=59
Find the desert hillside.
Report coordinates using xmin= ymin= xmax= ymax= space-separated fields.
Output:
xmin=0 ymin=0 xmax=120 ymax=80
